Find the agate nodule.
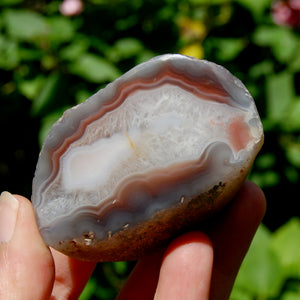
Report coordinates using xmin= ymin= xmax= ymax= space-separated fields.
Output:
xmin=32 ymin=54 xmax=264 ymax=261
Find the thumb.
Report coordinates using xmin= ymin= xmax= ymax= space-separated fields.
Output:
xmin=0 ymin=192 xmax=55 ymax=300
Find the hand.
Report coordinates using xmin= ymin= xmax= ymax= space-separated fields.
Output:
xmin=117 ymin=180 xmax=266 ymax=300
xmin=0 ymin=181 xmax=265 ymax=300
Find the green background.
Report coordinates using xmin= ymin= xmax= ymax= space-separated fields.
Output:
xmin=0 ymin=0 xmax=299 ymax=299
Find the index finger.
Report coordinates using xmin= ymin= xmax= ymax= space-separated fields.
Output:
xmin=50 ymin=248 xmax=96 ymax=300
xmin=207 ymin=180 xmax=266 ymax=299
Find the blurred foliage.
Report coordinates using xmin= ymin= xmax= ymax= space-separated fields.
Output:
xmin=79 ymin=218 xmax=300 ymax=300
xmin=231 ymin=218 xmax=300 ymax=300
xmin=1 ymin=0 xmax=300 ymax=299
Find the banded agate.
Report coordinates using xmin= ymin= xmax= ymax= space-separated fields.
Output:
xmin=32 ymin=54 xmax=264 ymax=261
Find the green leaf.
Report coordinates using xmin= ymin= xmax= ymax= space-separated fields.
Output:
xmin=230 ymin=287 xmax=252 ymax=300
xmin=115 ymin=14 xmax=139 ymax=31
xmin=285 ymin=166 xmax=299 ymax=183
xmin=266 ymin=71 xmax=294 ymax=123
xmin=235 ymin=0 xmax=272 ymax=18
xmin=0 ymin=34 xmax=19 ymax=69
xmin=113 ymin=261 xmax=128 ymax=276
xmin=38 ymin=106 xmax=70 ymax=147
xmin=189 ymin=0 xmax=233 ymax=4
xmin=59 ymin=37 xmax=89 ymax=61
xmin=69 ymin=54 xmax=121 ymax=83
xmin=136 ymin=50 xmax=155 ymax=64
xmin=75 ymin=89 xmax=94 ymax=104
xmin=266 ymin=72 xmax=300 ymax=131
xmin=255 ymin=153 xmax=276 ymax=169
xmin=47 ymin=16 xmax=76 ymax=46
xmin=233 ymin=225 xmax=284 ymax=298
xmin=271 ymin=218 xmax=300 ymax=279
xmin=18 ymin=76 xmax=46 ymax=101
xmin=31 ymin=72 xmax=61 ymax=117
xmin=18 ymin=47 xmax=43 ymax=61
xmin=253 ymin=26 xmax=300 ymax=63
xmin=289 ymin=50 xmax=300 ymax=72
xmin=249 ymin=60 xmax=274 ymax=79
xmin=250 ymin=170 xmax=280 ymax=188
xmin=107 ymin=38 xmax=144 ymax=62
xmin=78 ymin=278 xmax=97 ymax=300
xmin=3 ymin=9 xmax=48 ymax=41
xmin=282 ymin=99 xmax=300 ymax=132
xmin=0 ymin=0 xmax=23 ymax=5
xmin=214 ymin=38 xmax=247 ymax=61
xmin=281 ymin=290 xmax=300 ymax=300
xmin=286 ymin=139 xmax=300 ymax=168
xmin=253 ymin=26 xmax=279 ymax=46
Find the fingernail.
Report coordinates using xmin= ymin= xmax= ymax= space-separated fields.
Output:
xmin=0 ymin=192 xmax=19 ymax=243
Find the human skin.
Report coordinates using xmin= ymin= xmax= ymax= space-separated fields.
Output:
xmin=0 ymin=180 xmax=266 ymax=300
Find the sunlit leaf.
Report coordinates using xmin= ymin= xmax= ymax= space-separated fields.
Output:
xmin=136 ymin=50 xmax=155 ymax=64
xmin=233 ymin=225 xmax=284 ymax=298
xmin=107 ymin=38 xmax=144 ymax=62
xmin=18 ymin=76 xmax=46 ymax=101
xmin=69 ymin=54 xmax=121 ymax=83
xmin=281 ymin=290 xmax=300 ymax=300
xmin=282 ymin=99 xmax=300 ymax=132
xmin=59 ymin=37 xmax=89 ymax=61
xmin=250 ymin=170 xmax=280 ymax=187
xmin=230 ymin=287 xmax=252 ymax=300
xmin=271 ymin=218 xmax=300 ymax=279
xmin=266 ymin=71 xmax=294 ymax=123
xmin=215 ymin=38 xmax=246 ymax=61
xmin=253 ymin=26 xmax=300 ymax=63
xmin=79 ymin=278 xmax=98 ymax=300
xmin=3 ymin=9 xmax=48 ymax=41
xmin=249 ymin=60 xmax=274 ymax=78
xmin=47 ymin=16 xmax=76 ymax=45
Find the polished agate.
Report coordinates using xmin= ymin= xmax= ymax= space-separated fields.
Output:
xmin=32 ymin=54 xmax=264 ymax=261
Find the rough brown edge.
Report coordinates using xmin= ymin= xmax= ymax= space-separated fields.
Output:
xmin=53 ymin=163 xmax=249 ymax=262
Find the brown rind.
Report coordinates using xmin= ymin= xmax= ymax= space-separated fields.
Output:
xmin=54 ymin=163 xmax=249 ymax=262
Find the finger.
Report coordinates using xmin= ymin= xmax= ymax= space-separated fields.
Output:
xmin=118 ymin=181 xmax=265 ymax=300
xmin=118 ymin=232 xmax=213 ymax=300
xmin=116 ymin=250 xmax=164 ymax=300
xmin=0 ymin=192 xmax=55 ymax=300
xmin=154 ymin=232 xmax=213 ymax=300
xmin=50 ymin=248 xmax=96 ymax=300
xmin=208 ymin=180 xmax=266 ymax=300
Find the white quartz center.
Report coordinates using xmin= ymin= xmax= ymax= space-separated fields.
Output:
xmin=61 ymin=84 xmax=247 ymax=193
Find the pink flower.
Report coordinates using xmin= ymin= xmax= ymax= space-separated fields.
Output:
xmin=272 ymin=0 xmax=300 ymax=27
xmin=290 ymin=0 xmax=300 ymax=10
xmin=60 ymin=0 xmax=84 ymax=16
